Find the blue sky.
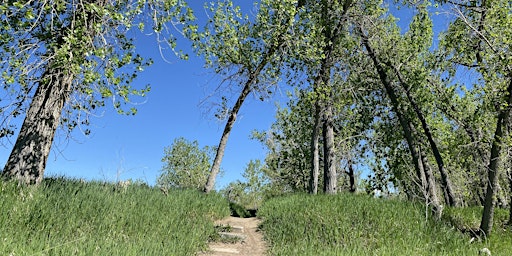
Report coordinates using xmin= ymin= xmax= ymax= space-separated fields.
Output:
xmin=0 ymin=1 xmax=277 ymax=189
xmin=0 ymin=1 xmax=453 ymax=189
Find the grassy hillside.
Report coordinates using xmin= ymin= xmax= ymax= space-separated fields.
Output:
xmin=0 ymin=177 xmax=230 ymax=255
xmin=3 ymin=177 xmax=511 ymax=255
xmin=258 ymin=193 xmax=511 ymax=256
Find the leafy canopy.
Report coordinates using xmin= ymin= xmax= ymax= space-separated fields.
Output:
xmin=0 ymin=0 xmax=194 ymax=137
xmin=158 ymin=137 xmax=216 ymax=190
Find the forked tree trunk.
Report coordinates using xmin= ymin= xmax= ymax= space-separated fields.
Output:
xmin=480 ymin=78 xmax=512 ymax=236
xmin=2 ymin=68 xmax=72 ymax=185
xmin=307 ymin=0 xmax=352 ymax=194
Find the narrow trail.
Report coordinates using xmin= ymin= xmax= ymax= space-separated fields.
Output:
xmin=200 ymin=217 xmax=267 ymax=256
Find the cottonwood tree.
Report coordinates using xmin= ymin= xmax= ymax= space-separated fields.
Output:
xmin=385 ymin=7 xmax=458 ymax=207
xmin=192 ymin=0 xmax=301 ymax=193
xmin=356 ymin=3 xmax=446 ymax=217
xmin=252 ymin=90 xmax=315 ymax=193
xmin=281 ymin=0 xmax=355 ymax=194
xmin=437 ymin=0 xmax=512 ymax=236
xmin=0 ymin=0 xmax=194 ymax=185
xmin=157 ymin=137 xmax=215 ymax=190
xmin=428 ymin=72 xmax=494 ymax=206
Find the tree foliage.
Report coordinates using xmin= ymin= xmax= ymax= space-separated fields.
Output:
xmin=191 ymin=0 xmax=301 ymax=193
xmin=223 ymin=159 xmax=268 ymax=210
xmin=0 ymin=0 xmax=192 ymax=136
xmin=0 ymin=0 xmax=194 ymax=184
xmin=249 ymin=0 xmax=511 ymax=236
xmin=157 ymin=137 xmax=215 ymax=190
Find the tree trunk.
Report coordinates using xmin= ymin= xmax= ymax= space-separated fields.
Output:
xmin=480 ymin=78 xmax=512 ymax=236
xmin=2 ymin=68 xmax=72 ymax=185
xmin=307 ymin=0 xmax=351 ymax=194
xmin=323 ymin=101 xmax=336 ymax=194
xmin=203 ymin=82 xmax=252 ymax=193
xmin=415 ymin=142 xmax=430 ymax=202
xmin=508 ymin=168 xmax=512 ymax=225
xmin=393 ymin=67 xmax=458 ymax=207
xmin=419 ymin=142 xmax=443 ymax=219
xmin=309 ymin=100 xmax=321 ymax=194
xmin=359 ymin=28 xmax=442 ymax=217
xmin=347 ymin=159 xmax=356 ymax=193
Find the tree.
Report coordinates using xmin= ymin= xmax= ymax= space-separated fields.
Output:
xmin=252 ymin=90 xmax=315 ymax=193
xmin=381 ymin=6 xmax=458 ymax=207
xmin=281 ymin=0 xmax=354 ymax=194
xmin=437 ymin=0 xmax=512 ymax=236
xmin=157 ymin=137 xmax=215 ymax=190
xmin=0 ymin=0 xmax=194 ymax=185
xmin=359 ymin=28 xmax=442 ymax=217
xmin=192 ymin=0 xmax=301 ymax=193
xmin=353 ymin=2 xmax=468 ymax=217
xmin=223 ymin=159 xmax=268 ymax=210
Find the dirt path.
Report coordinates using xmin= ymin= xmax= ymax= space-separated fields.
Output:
xmin=200 ymin=217 xmax=267 ymax=256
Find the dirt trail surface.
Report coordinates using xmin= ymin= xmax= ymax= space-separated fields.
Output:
xmin=200 ymin=217 xmax=267 ymax=256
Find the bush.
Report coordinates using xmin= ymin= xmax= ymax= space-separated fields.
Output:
xmin=229 ymin=202 xmax=256 ymax=218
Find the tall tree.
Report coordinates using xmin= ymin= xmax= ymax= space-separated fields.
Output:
xmin=286 ymin=0 xmax=354 ymax=194
xmin=193 ymin=0 xmax=300 ymax=193
xmin=357 ymin=9 xmax=444 ymax=217
xmin=0 ymin=0 xmax=194 ymax=184
xmin=438 ymin=0 xmax=512 ymax=236
xmin=382 ymin=6 xmax=458 ymax=207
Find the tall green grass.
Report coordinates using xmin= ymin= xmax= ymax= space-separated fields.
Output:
xmin=258 ymin=193 xmax=511 ymax=255
xmin=0 ymin=177 xmax=230 ymax=255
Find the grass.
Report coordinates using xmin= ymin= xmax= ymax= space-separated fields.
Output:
xmin=3 ymin=177 xmax=511 ymax=255
xmin=0 ymin=177 xmax=230 ymax=255
xmin=258 ymin=193 xmax=512 ymax=256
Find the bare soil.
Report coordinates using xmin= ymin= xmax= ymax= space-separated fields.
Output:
xmin=199 ymin=217 xmax=267 ymax=256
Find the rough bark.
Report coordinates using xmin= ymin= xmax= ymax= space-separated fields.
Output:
xmin=203 ymin=81 xmax=253 ymax=193
xmin=359 ymin=28 xmax=443 ymax=217
xmin=309 ymin=101 xmax=321 ymax=194
xmin=307 ymin=0 xmax=352 ymax=194
xmin=203 ymin=44 xmax=282 ymax=193
xmin=480 ymin=78 xmax=512 ymax=236
xmin=322 ymin=101 xmax=336 ymax=194
xmin=392 ymin=67 xmax=458 ymax=207
xmin=2 ymin=68 xmax=72 ymax=185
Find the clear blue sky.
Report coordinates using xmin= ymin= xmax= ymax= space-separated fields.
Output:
xmin=0 ymin=1 xmax=279 ymax=189
xmin=0 ymin=1 xmax=451 ymax=189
